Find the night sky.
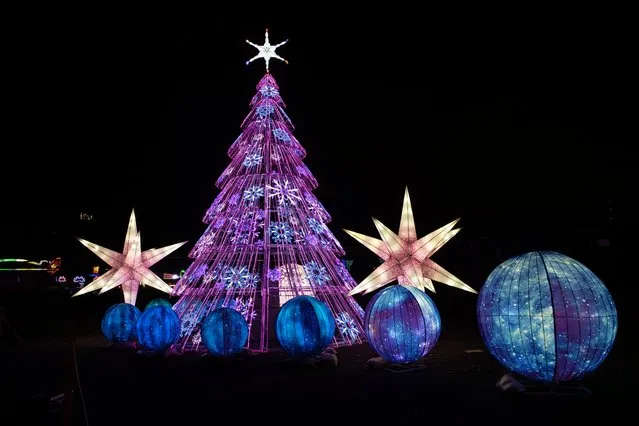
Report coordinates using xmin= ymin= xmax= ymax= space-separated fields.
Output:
xmin=3 ymin=9 xmax=633 ymax=285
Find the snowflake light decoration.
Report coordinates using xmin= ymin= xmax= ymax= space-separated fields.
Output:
xmin=260 ymin=85 xmax=279 ymax=98
xmin=192 ymin=331 xmax=202 ymax=346
xmin=231 ymin=230 xmax=252 ymax=244
xmin=233 ymin=297 xmax=257 ymax=321
xmin=266 ymin=179 xmax=302 ymax=205
xmin=253 ymin=133 xmax=264 ymax=142
xmin=256 ymin=104 xmax=275 ymax=119
xmin=245 ymin=273 xmax=260 ymax=289
xmin=272 ymin=128 xmax=291 ymax=143
xmin=243 ymin=153 xmax=262 ymax=167
xmin=271 ymin=152 xmax=281 ymax=162
xmin=244 ymin=185 xmax=264 ymax=202
xmin=268 ymin=268 xmax=282 ymax=282
xmin=245 ymin=28 xmax=288 ymax=72
xmin=180 ymin=310 xmax=200 ymax=337
xmin=336 ymin=312 xmax=360 ymax=341
xmin=224 ymin=266 xmax=250 ymax=289
xmin=305 ymin=234 xmax=319 ymax=245
xmin=307 ymin=217 xmax=324 ymax=234
xmin=269 ymin=221 xmax=293 ymax=244
xmin=229 ymin=193 xmax=240 ymax=205
xmin=304 ymin=261 xmax=331 ymax=286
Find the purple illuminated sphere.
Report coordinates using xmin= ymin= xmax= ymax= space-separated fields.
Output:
xmin=477 ymin=251 xmax=618 ymax=382
xmin=365 ymin=285 xmax=441 ymax=364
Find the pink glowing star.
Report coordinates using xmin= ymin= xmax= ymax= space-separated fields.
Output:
xmin=73 ymin=210 xmax=187 ymax=305
xmin=344 ymin=187 xmax=477 ymax=296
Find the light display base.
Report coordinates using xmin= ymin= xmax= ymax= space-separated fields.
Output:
xmin=278 ymin=348 xmax=339 ymax=368
xmin=497 ymin=373 xmax=591 ymax=396
xmin=382 ymin=363 xmax=427 ymax=373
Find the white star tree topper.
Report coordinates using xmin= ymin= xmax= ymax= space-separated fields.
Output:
xmin=344 ymin=188 xmax=477 ymax=296
xmin=246 ymin=28 xmax=288 ymax=72
xmin=73 ymin=210 xmax=186 ymax=306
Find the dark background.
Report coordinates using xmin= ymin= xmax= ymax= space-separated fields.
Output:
xmin=2 ymin=7 xmax=634 ymax=319
xmin=0 ymin=9 xmax=636 ymax=424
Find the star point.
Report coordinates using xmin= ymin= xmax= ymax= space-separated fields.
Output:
xmin=345 ymin=189 xmax=477 ymax=296
xmin=72 ymin=210 xmax=187 ymax=305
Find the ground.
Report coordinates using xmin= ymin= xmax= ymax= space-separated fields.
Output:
xmin=1 ymin=325 xmax=633 ymax=426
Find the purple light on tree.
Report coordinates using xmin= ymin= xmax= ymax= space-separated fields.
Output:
xmin=172 ymin=65 xmax=365 ymax=352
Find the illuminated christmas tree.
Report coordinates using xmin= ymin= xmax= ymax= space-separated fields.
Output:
xmin=171 ymin=30 xmax=365 ymax=353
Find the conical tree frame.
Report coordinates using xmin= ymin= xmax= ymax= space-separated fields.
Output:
xmin=172 ymin=73 xmax=365 ymax=353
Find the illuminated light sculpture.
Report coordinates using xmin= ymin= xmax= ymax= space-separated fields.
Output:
xmin=201 ymin=308 xmax=249 ymax=356
xmin=136 ymin=305 xmax=181 ymax=352
xmin=0 ymin=258 xmax=54 ymax=271
xmin=102 ymin=303 xmax=141 ymax=343
xmin=73 ymin=210 xmax=186 ymax=306
xmin=276 ymin=296 xmax=335 ymax=357
xmin=145 ymin=298 xmax=172 ymax=311
xmin=171 ymin=36 xmax=365 ymax=353
xmin=245 ymin=28 xmax=288 ymax=72
xmin=344 ymin=187 xmax=476 ymax=296
xmin=477 ymin=251 xmax=618 ymax=382
xmin=365 ymin=285 xmax=441 ymax=364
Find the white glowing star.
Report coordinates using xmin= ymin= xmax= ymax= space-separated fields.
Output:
xmin=73 ymin=210 xmax=187 ymax=306
xmin=246 ymin=28 xmax=288 ymax=72
xmin=344 ymin=187 xmax=477 ymax=296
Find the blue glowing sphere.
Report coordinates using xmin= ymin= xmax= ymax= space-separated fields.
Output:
xmin=145 ymin=298 xmax=172 ymax=311
xmin=477 ymin=251 xmax=618 ymax=382
xmin=365 ymin=285 xmax=441 ymax=364
xmin=200 ymin=308 xmax=248 ymax=356
xmin=101 ymin=303 xmax=141 ymax=343
xmin=136 ymin=306 xmax=181 ymax=352
xmin=276 ymin=296 xmax=335 ymax=357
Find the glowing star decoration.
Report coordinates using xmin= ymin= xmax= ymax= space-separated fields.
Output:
xmin=344 ymin=187 xmax=477 ymax=296
xmin=245 ymin=28 xmax=288 ymax=72
xmin=73 ymin=210 xmax=187 ymax=306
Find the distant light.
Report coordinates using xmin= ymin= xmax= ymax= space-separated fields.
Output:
xmin=162 ymin=273 xmax=180 ymax=280
xmin=80 ymin=212 xmax=93 ymax=221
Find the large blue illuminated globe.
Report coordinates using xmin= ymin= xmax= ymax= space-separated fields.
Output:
xmin=101 ymin=303 xmax=141 ymax=343
xmin=136 ymin=305 xmax=181 ymax=352
xmin=365 ymin=285 xmax=441 ymax=364
xmin=145 ymin=298 xmax=172 ymax=311
xmin=276 ymin=296 xmax=335 ymax=357
xmin=201 ymin=308 xmax=248 ymax=356
xmin=477 ymin=251 xmax=618 ymax=382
